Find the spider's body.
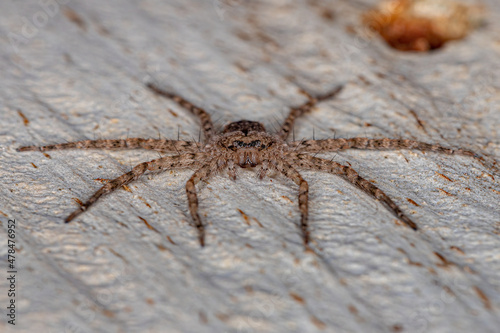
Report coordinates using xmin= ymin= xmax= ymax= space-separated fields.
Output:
xmin=18 ymin=83 xmax=484 ymax=247
xmin=215 ymin=120 xmax=285 ymax=170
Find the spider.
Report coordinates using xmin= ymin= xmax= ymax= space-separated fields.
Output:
xmin=18 ymin=83 xmax=483 ymax=247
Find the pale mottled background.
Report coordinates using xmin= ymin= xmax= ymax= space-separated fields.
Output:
xmin=0 ymin=0 xmax=499 ymax=332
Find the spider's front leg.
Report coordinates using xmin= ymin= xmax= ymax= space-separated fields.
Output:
xmin=279 ymin=86 xmax=343 ymax=140
xmin=18 ymin=138 xmax=201 ymax=153
xmin=65 ymin=153 xmax=203 ymax=222
xmin=146 ymin=83 xmax=215 ymax=142
xmin=292 ymin=153 xmax=418 ymax=231
xmin=272 ymin=160 xmax=310 ymax=246
xmin=291 ymin=137 xmax=481 ymax=160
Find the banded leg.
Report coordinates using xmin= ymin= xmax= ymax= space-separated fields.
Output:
xmin=66 ymin=153 xmax=203 ymax=222
xmin=147 ymin=83 xmax=215 ymax=142
xmin=17 ymin=138 xmax=201 ymax=153
xmin=185 ymin=163 xmax=218 ymax=247
xmin=272 ymin=160 xmax=310 ymax=246
xmin=291 ymin=137 xmax=480 ymax=159
xmin=279 ymin=86 xmax=343 ymax=140
xmin=292 ymin=153 xmax=418 ymax=230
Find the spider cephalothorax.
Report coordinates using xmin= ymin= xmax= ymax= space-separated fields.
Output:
xmin=18 ymin=83 xmax=486 ymax=247
xmin=215 ymin=120 xmax=285 ymax=169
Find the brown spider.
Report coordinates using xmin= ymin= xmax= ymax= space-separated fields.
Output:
xmin=18 ymin=83 xmax=483 ymax=247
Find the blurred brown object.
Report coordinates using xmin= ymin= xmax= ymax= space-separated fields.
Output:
xmin=363 ymin=0 xmax=485 ymax=51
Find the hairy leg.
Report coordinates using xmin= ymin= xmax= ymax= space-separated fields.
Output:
xmin=279 ymin=86 xmax=343 ymax=141
xmin=291 ymin=153 xmax=418 ymax=230
xmin=146 ymin=83 xmax=215 ymax=142
xmin=272 ymin=160 xmax=310 ymax=246
xmin=291 ymin=137 xmax=480 ymax=159
xmin=66 ymin=153 xmax=204 ymax=222
xmin=18 ymin=138 xmax=201 ymax=153
xmin=185 ymin=162 xmax=219 ymax=247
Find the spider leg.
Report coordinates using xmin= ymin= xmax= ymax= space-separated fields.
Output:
xmin=227 ymin=160 xmax=237 ymax=180
xmin=292 ymin=153 xmax=418 ymax=230
xmin=185 ymin=162 xmax=219 ymax=247
xmin=272 ymin=160 xmax=310 ymax=246
xmin=17 ymin=138 xmax=201 ymax=153
xmin=279 ymin=86 xmax=343 ymax=141
xmin=257 ymin=160 xmax=270 ymax=179
xmin=146 ymin=83 xmax=215 ymax=142
xmin=291 ymin=137 xmax=481 ymax=159
xmin=65 ymin=153 xmax=203 ymax=222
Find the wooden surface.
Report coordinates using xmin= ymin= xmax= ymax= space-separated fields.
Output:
xmin=1 ymin=0 xmax=499 ymax=332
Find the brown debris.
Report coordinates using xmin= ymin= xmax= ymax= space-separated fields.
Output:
xmin=363 ymin=0 xmax=485 ymax=51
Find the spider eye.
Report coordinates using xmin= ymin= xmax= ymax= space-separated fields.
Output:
xmin=249 ymin=140 xmax=261 ymax=148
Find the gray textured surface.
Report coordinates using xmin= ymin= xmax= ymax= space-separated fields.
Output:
xmin=1 ymin=0 xmax=499 ymax=332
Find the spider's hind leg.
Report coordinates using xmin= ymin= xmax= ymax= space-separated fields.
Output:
xmin=292 ymin=153 xmax=418 ymax=231
xmin=65 ymin=153 xmax=202 ymax=223
xmin=185 ymin=163 xmax=219 ymax=247
xmin=273 ymin=160 xmax=311 ymax=247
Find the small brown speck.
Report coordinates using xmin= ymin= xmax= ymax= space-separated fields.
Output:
xmin=18 ymin=110 xmax=29 ymax=126
xmin=450 ymin=246 xmax=465 ymax=255
xmin=348 ymin=305 xmax=358 ymax=315
xmin=311 ymin=316 xmax=326 ymax=330
xmin=483 ymin=172 xmax=495 ymax=181
xmin=408 ymin=259 xmax=423 ymax=267
xmin=156 ymin=243 xmax=167 ymax=251
xmin=237 ymin=209 xmax=251 ymax=226
xmin=215 ymin=312 xmax=229 ymax=322
xmin=436 ymin=172 xmax=453 ymax=182
xmin=138 ymin=216 xmax=159 ymax=233
xmin=434 ymin=252 xmax=452 ymax=268
xmin=169 ymin=109 xmax=178 ymax=117
xmin=392 ymin=324 xmax=403 ymax=332
xmin=199 ymin=311 xmax=208 ymax=324
xmin=234 ymin=62 xmax=248 ymax=73
xmin=43 ymin=153 xmax=51 ymax=159
xmin=166 ymin=235 xmax=176 ymax=245
xmin=138 ymin=196 xmax=152 ymax=208
xmin=321 ymin=9 xmax=335 ymax=21
xmin=474 ymin=286 xmax=492 ymax=310
xmin=290 ymin=292 xmax=305 ymax=304
xmin=97 ymin=25 xmax=110 ymax=36
xmin=438 ymin=188 xmax=453 ymax=196
xmin=108 ymin=248 xmax=128 ymax=263
xmin=146 ymin=298 xmax=155 ymax=305
xmin=345 ymin=24 xmax=356 ymax=34
xmin=63 ymin=8 xmax=87 ymax=31
xmin=407 ymin=198 xmax=419 ymax=206
xmin=236 ymin=30 xmax=252 ymax=41
xmin=73 ymin=198 xmax=83 ymax=206
xmin=31 ymin=163 xmax=38 ymax=168
xmin=102 ymin=309 xmax=115 ymax=318
xmin=409 ymin=109 xmax=426 ymax=132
